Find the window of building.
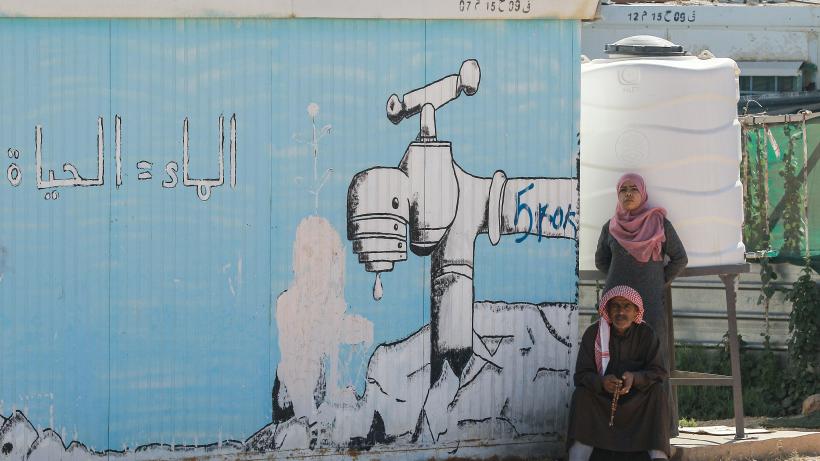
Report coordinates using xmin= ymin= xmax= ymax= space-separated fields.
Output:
xmin=737 ymin=61 xmax=804 ymax=96
xmin=738 ymin=76 xmax=800 ymax=95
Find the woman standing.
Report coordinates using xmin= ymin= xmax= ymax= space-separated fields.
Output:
xmin=595 ymin=173 xmax=688 ymax=431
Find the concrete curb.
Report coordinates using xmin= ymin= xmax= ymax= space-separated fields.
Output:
xmin=671 ymin=432 xmax=820 ymax=461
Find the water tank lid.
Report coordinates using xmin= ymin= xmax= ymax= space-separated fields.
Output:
xmin=605 ymin=35 xmax=686 ymax=56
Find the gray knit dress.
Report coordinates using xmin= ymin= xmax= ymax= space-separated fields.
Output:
xmin=595 ymin=217 xmax=688 ymax=368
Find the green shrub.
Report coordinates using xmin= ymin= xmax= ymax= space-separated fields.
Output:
xmin=675 ymin=344 xmax=732 ymax=420
xmin=782 ymin=266 xmax=820 ymax=412
xmin=675 ymin=335 xmax=790 ymax=420
xmin=678 ymin=417 xmax=698 ymax=427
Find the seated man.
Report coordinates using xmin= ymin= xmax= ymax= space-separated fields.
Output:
xmin=567 ymin=285 xmax=670 ymax=461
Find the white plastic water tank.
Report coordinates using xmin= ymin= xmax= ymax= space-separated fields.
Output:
xmin=580 ymin=36 xmax=745 ymax=270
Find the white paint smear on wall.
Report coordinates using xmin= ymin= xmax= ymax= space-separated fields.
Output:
xmin=275 ymin=216 xmax=373 ymax=419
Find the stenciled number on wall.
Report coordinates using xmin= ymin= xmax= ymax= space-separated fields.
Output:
xmin=626 ymin=9 xmax=696 ymax=23
xmin=457 ymin=0 xmax=532 ymax=14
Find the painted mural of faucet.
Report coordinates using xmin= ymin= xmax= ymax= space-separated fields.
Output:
xmin=347 ymin=60 xmax=578 ymax=384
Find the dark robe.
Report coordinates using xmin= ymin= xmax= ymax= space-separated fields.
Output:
xmin=567 ymin=321 xmax=671 ymax=457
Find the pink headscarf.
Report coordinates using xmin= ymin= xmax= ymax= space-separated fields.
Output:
xmin=608 ymin=173 xmax=667 ymax=263
xmin=594 ymin=285 xmax=645 ymax=376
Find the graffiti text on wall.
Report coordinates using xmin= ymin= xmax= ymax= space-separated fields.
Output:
xmin=514 ymin=182 xmax=578 ymax=243
xmin=5 ymin=114 xmax=237 ymax=201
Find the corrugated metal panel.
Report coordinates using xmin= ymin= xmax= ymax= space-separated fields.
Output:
xmin=0 ymin=18 xmax=579 ymax=459
xmin=0 ymin=0 xmax=601 ymax=20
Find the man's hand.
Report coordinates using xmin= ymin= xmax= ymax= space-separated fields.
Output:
xmin=602 ymin=375 xmax=623 ymax=394
xmin=620 ymin=371 xmax=634 ymax=395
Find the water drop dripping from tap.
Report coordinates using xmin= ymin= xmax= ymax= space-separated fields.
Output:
xmin=373 ymin=272 xmax=383 ymax=301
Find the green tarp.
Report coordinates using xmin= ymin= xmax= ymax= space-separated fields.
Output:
xmin=742 ymin=114 xmax=819 ymax=272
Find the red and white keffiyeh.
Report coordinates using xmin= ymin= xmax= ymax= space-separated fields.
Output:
xmin=594 ymin=285 xmax=645 ymax=376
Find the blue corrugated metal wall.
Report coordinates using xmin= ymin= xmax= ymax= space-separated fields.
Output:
xmin=0 ymin=18 xmax=579 ymax=459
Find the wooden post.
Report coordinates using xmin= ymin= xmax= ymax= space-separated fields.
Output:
xmin=665 ymin=284 xmax=678 ymax=432
xmin=720 ymin=273 xmax=745 ymax=439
